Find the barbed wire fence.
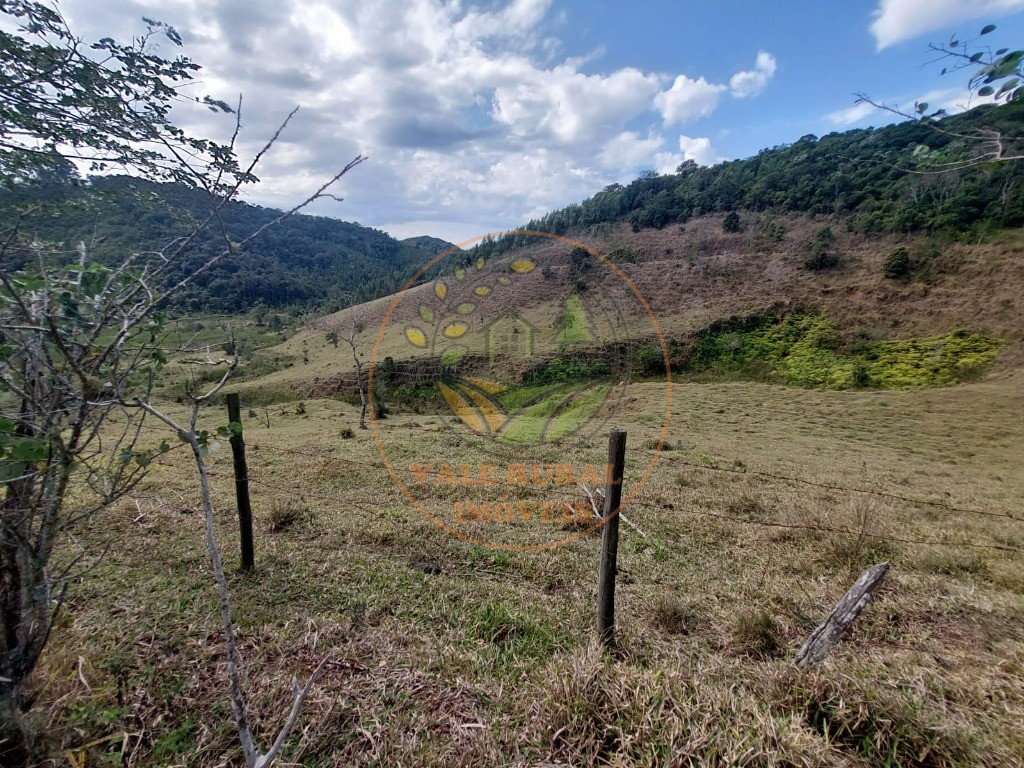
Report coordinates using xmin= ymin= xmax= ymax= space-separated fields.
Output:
xmin=143 ymin=417 xmax=1021 ymax=557
xmin=124 ymin=393 xmax=1023 ymax=673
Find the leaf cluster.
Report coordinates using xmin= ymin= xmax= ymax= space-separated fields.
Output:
xmin=0 ymin=0 xmax=243 ymax=188
xmin=927 ymin=24 xmax=1023 ymax=106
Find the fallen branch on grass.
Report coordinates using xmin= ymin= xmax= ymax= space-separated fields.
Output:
xmin=795 ymin=562 xmax=890 ymax=667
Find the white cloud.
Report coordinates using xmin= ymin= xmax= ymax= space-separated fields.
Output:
xmin=870 ymin=0 xmax=1024 ymax=49
xmin=729 ymin=52 xmax=777 ymax=98
xmin=655 ymin=52 xmax=776 ymax=124
xmin=598 ymin=131 xmax=666 ymax=172
xmin=653 ymin=154 xmax=680 ymax=176
xmin=54 ymin=0 xmax=765 ymax=242
xmin=826 ymin=101 xmax=883 ymax=126
xmin=654 ymin=135 xmax=724 ymax=173
xmin=654 ymin=75 xmax=726 ymax=125
xmin=455 ymin=0 xmax=554 ymax=40
xmin=677 ymin=135 xmax=724 ymax=166
xmin=491 ymin=65 xmax=662 ymax=144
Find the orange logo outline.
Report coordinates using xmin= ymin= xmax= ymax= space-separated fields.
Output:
xmin=369 ymin=230 xmax=672 ymax=551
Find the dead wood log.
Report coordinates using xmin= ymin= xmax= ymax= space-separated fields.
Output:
xmin=795 ymin=562 xmax=890 ymax=667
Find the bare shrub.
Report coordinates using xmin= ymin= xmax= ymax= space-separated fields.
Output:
xmin=823 ymin=499 xmax=899 ymax=573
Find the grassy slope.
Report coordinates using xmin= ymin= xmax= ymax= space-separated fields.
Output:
xmin=40 ymin=370 xmax=1024 ymax=765
xmin=34 ymin=219 xmax=1024 ymax=765
xmin=231 ymin=219 xmax=1024 ymax=402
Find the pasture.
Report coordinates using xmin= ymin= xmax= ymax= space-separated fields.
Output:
xmin=38 ymin=370 xmax=1024 ymax=766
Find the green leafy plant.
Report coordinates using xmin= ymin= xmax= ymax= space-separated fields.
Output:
xmin=882 ymin=246 xmax=913 ymax=279
xmin=722 ymin=211 xmax=742 ymax=233
xmin=569 ymin=247 xmax=592 ymax=279
xmin=685 ymin=314 xmax=1001 ymax=389
xmin=471 ymin=601 xmax=558 ymax=662
xmin=631 ymin=340 xmax=677 ymax=377
xmin=760 ymin=218 xmax=786 ymax=244
xmin=936 ymin=24 xmax=1023 ymax=105
xmin=522 ymin=356 xmax=609 ymax=385
xmin=801 ymin=226 xmax=840 ymax=271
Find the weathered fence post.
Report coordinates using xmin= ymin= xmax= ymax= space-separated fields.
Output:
xmin=226 ymin=392 xmax=255 ymax=571
xmin=795 ymin=561 xmax=890 ymax=667
xmin=597 ymin=429 xmax=627 ymax=649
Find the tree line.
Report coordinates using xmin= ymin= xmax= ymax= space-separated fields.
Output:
xmin=474 ymin=100 xmax=1024 ymax=263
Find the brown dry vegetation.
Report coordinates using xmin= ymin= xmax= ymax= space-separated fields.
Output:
xmin=34 ymin=364 xmax=1024 ymax=766
xmin=237 ymin=218 xmax=1024 ymax=403
xmin=24 ymin=219 xmax=1024 ymax=765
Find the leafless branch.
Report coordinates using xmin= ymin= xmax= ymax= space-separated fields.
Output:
xmin=578 ymin=481 xmax=648 ymax=538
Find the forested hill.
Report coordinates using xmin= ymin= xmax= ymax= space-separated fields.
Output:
xmin=476 ymin=101 xmax=1024 ymax=258
xmin=6 ymin=104 xmax=1021 ymax=315
xmin=0 ymin=175 xmax=453 ymax=313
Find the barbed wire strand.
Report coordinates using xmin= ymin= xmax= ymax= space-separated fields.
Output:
xmin=190 ymin=463 xmax=1020 ymax=555
xmin=231 ymin=437 xmax=1024 ymax=525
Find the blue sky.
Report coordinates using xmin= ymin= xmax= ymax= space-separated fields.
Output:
xmin=58 ymin=0 xmax=1024 ymax=243
xmin=559 ymin=0 xmax=1024 ymax=163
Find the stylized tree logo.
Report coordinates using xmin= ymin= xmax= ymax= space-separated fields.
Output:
xmin=370 ymin=230 xmax=672 ymax=551
xmin=399 ymin=253 xmax=613 ymax=444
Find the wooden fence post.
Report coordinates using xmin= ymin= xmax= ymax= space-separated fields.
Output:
xmin=597 ymin=429 xmax=627 ymax=649
xmin=226 ymin=393 xmax=255 ymax=571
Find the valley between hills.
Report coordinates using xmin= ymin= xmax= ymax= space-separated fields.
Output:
xmin=6 ymin=40 xmax=1024 ymax=766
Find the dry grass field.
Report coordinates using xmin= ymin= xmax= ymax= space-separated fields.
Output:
xmin=35 ymin=364 xmax=1024 ymax=766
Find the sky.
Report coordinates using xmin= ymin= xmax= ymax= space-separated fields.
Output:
xmin=55 ymin=0 xmax=1024 ymax=244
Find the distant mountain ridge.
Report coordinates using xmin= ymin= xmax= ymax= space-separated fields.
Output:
xmin=0 ymin=175 xmax=454 ymax=313
xmin=5 ymin=102 xmax=1023 ymax=320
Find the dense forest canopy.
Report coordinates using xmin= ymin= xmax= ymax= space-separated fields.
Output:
xmin=475 ymin=101 xmax=1024 ymax=259
xmin=0 ymin=173 xmax=451 ymax=313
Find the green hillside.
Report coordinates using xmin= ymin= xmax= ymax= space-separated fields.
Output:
xmin=475 ymin=101 xmax=1024 ymax=262
xmin=0 ymin=174 xmax=452 ymax=313
xmin=280 ymin=104 xmax=1024 ymax=402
